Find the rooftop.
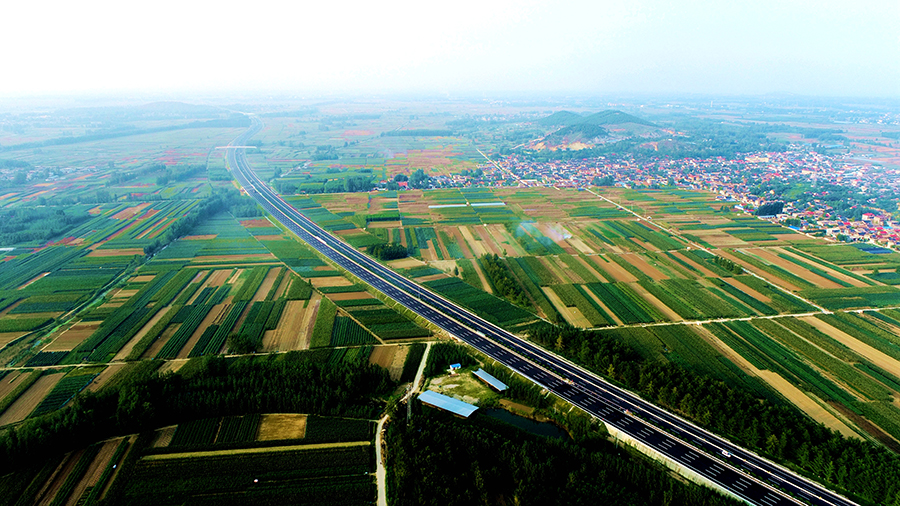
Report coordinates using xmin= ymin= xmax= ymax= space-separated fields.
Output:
xmin=473 ymin=368 xmax=508 ymax=392
xmin=418 ymin=390 xmax=479 ymax=418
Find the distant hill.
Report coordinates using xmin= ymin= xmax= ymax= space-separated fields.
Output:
xmin=531 ymin=110 xmax=658 ymax=150
xmin=536 ymin=111 xmax=585 ymax=127
xmin=581 ymin=110 xmax=655 ymax=127
xmin=536 ymin=110 xmax=655 ymax=128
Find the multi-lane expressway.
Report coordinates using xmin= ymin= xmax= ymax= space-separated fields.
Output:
xmin=226 ymin=118 xmax=856 ymax=506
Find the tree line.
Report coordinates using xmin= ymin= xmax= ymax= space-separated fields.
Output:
xmin=386 ymin=404 xmax=742 ymax=506
xmin=525 ymin=323 xmax=900 ymax=505
xmin=0 ymin=353 xmax=393 ymax=474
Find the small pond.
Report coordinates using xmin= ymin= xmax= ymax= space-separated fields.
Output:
xmin=480 ymin=408 xmax=570 ymax=440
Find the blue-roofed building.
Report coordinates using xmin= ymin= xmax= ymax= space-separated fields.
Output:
xmin=418 ymin=390 xmax=478 ymax=418
xmin=473 ymin=368 xmax=508 ymax=392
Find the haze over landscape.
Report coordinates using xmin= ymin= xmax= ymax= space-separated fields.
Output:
xmin=2 ymin=0 xmax=898 ymax=97
xmin=1 ymin=2 xmax=900 ymax=506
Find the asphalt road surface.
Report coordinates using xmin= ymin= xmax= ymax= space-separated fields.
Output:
xmin=226 ymin=118 xmax=857 ymax=506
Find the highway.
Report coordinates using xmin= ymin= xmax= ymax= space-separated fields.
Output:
xmin=226 ymin=117 xmax=856 ymax=506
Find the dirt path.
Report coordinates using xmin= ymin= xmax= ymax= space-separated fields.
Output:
xmin=376 ymin=415 xmax=388 ymax=506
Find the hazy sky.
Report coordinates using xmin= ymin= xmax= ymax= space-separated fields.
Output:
xmin=3 ymin=0 xmax=898 ymax=98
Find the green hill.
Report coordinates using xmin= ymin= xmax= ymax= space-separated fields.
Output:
xmin=582 ymin=110 xmax=656 ymax=127
xmin=536 ymin=111 xmax=585 ymax=127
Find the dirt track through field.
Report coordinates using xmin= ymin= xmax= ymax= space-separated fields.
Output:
xmin=0 ymin=371 xmax=65 ymax=425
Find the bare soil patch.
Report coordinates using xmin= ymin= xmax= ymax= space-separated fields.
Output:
xmin=177 ymin=303 xmax=228 ymax=359
xmin=415 ymin=273 xmax=450 ymax=283
xmin=669 ymin=251 xmax=718 ymax=277
xmin=257 ymin=414 xmax=308 ymax=441
xmin=620 ymin=253 xmax=667 ymax=281
xmin=328 ymin=291 xmax=373 ymax=301
xmin=631 ymin=283 xmax=682 ymax=322
xmin=86 ymin=363 xmax=126 ymax=392
xmin=86 ymin=248 xmax=144 ymax=257
xmin=255 ymin=235 xmax=285 ymax=241
xmin=0 ymin=331 xmax=25 ymax=349
xmin=749 ymin=248 xmax=841 ymax=289
xmin=828 ymin=401 xmax=900 ymax=452
xmin=459 ymin=226 xmax=488 ymax=257
xmin=152 ymin=426 xmax=177 ymax=448
xmin=191 ymin=253 xmax=275 ymax=263
xmin=471 ymin=261 xmax=493 ymax=294
xmin=0 ymin=371 xmax=31 ymax=401
xmin=722 ymin=277 xmax=771 ymax=303
xmin=251 ymin=267 xmax=282 ymax=302
xmin=111 ymin=203 xmax=150 ymax=220
xmin=36 ymin=449 xmax=83 ymax=506
xmin=266 ymin=299 xmax=315 ymax=352
xmin=182 ymin=234 xmax=217 ymax=241
xmin=272 ymin=273 xmax=291 ymax=299
xmin=310 ymin=276 xmax=352 ymax=288
xmin=387 ymin=345 xmax=410 ymax=381
xmin=716 ymin=250 xmax=802 ymax=292
xmin=592 ymin=255 xmax=638 ymax=283
xmin=543 ymin=287 xmax=591 ymax=328
xmin=141 ymin=324 xmax=180 ymax=359
xmin=112 ymin=289 xmax=139 ymax=299
xmin=369 ymin=345 xmax=398 ymax=370
xmin=131 ymin=274 xmax=156 ymax=283
xmin=444 ymin=227 xmax=474 ymax=258
xmin=240 ymin=219 xmax=272 ymax=228
xmin=776 ymin=247 xmax=870 ymax=288
xmin=581 ymin=288 xmax=624 ymax=325
xmin=499 ymin=399 xmax=535 ymax=416
xmin=801 ymin=317 xmax=900 ymax=377
xmin=698 ymin=325 xmax=858 ymax=438
xmin=0 ymin=371 xmax=66 ymax=426
xmin=113 ymin=306 xmax=172 ymax=361
xmin=65 ymin=439 xmax=120 ymax=505
xmin=157 ymin=360 xmax=188 ymax=375
xmin=17 ymin=272 xmax=49 ymax=290
xmin=44 ymin=322 xmax=99 ymax=352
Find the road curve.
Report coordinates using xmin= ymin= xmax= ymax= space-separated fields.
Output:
xmin=226 ymin=117 xmax=856 ymax=506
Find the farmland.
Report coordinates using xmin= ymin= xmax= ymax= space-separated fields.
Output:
xmin=2 ymin=99 xmax=900 ymax=505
